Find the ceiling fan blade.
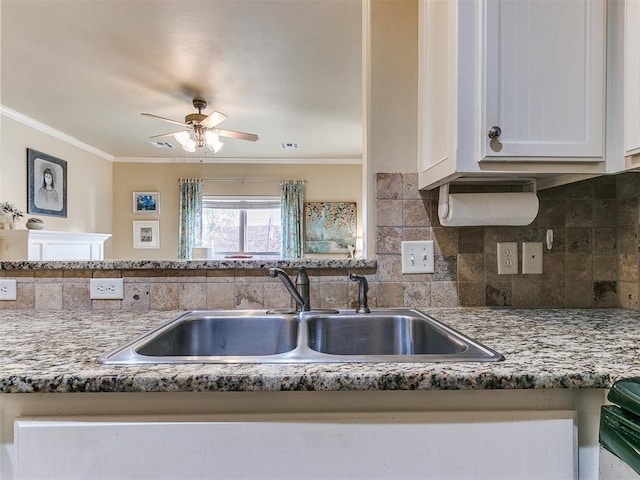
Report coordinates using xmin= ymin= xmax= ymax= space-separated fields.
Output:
xmin=216 ymin=128 xmax=259 ymax=142
xmin=200 ymin=111 xmax=228 ymax=128
xmin=141 ymin=113 xmax=189 ymax=128
xmin=149 ymin=130 xmax=188 ymax=139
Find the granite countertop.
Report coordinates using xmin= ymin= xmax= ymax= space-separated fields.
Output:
xmin=0 ymin=258 xmax=376 ymax=270
xmin=1 ymin=308 xmax=639 ymax=393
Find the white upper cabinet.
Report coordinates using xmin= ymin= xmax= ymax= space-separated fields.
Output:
xmin=625 ymin=0 xmax=640 ymax=156
xmin=419 ymin=0 xmax=608 ymax=190
xmin=483 ymin=0 xmax=605 ymax=160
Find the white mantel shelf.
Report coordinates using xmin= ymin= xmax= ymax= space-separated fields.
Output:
xmin=0 ymin=229 xmax=111 ymax=261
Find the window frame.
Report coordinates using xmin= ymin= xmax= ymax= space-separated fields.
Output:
xmin=201 ymin=196 xmax=281 ymax=257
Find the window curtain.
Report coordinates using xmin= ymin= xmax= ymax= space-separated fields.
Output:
xmin=178 ymin=178 xmax=203 ymax=260
xmin=280 ymin=180 xmax=305 ymax=259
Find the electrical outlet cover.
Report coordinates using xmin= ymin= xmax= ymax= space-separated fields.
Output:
xmin=0 ymin=279 xmax=17 ymax=301
xmin=497 ymin=242 xmax=518 ymax=275
xmin=401 ymin=241 xmax=435 ymax=274
xmin=522 ymin=242 xmax=543 ymax=274
xmin=90 ymin=278 xmax=124 ymax=300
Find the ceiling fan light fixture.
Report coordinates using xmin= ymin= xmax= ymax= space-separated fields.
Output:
xmin=205 ymin=130 xmax=224 ymax=153
xmin=174 ymin=131 xmax=191 ymax=146
xmin=183 ymin=139 xmax=197 ymax=152
xmin=173 ymin=130 xmax=206 ymax=153
xmin=207 ymin=142 xmax=224 ymax=154
xmin=143 ymin=97 xmax=256 ymax=154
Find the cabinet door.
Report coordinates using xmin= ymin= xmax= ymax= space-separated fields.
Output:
xmin=15 ymin=412 xmax=577 ymax=479
xmin=483 ymin=0 xmax=605 ymax=160
xmin=419 ymin=0 xmax=456 ymax=176
xmin=625 ymin=0 xmax=640 ymax=155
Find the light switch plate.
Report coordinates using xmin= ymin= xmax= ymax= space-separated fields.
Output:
xmin=401 ymin=241 xmax=434 ymax=274
xmin=522 ymin=242 xmax=543 ymax=274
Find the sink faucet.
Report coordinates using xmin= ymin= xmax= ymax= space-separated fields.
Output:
xmin=349 ymin=273 xmax=370 ymax=313
xmin=268 ymin=266 xmax=310 ymax=312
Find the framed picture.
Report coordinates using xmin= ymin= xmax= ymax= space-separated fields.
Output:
xmin=27 ymin=148 xmax=67 ymax=217
xmin=133 ymin=192 xmax=160 ymax=214
xmin=304 ymin=202 xmax=356 ymax=254
xmin=133 ymin=220 xmax=160 ymax=249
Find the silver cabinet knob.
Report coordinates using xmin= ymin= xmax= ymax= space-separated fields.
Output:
xmin=488 ymin=126 xmax=503 ymax=152
xmin=488 ymin=126 xmax=502 ymax=139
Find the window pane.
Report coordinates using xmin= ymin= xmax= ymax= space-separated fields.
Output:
xmin=245 ymin=208 xmax=281 ymax=253
xmin=203 ymin=209 xmax=240 ymax=252
xmin=202 ymin=202 xmax=282 ymax=256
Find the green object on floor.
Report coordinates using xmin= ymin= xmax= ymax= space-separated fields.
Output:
xmin=600 ymin=405 xmax=640 ymax=475
xmin=600 ymin=378 xmax=640 ymax=475
xmin=608 ymin=378 xmax=640 ymax=417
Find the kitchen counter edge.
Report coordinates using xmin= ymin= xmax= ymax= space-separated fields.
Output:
xmin=0 ymin=308 xmax=634 ymax=394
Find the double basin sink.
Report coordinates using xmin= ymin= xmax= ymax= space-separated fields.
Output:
xmin=98 ymin=309 xmax=504 ymax=364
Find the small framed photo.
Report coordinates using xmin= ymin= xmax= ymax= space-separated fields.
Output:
xmin=27 ymin=148 xmax=68 ymax=218
xmin=133 ymin=220 xmax=160 ymax=249
xmin=133 ymin=192 xmax=160 ymax=214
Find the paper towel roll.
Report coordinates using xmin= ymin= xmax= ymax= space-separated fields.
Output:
xmin=438 ymin=192 xmax=539 ymax=227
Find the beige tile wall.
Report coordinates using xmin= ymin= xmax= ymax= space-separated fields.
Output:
xmin=615 ymin=174 xmax=640 ymax=309
xmin=0 ymin=268 xmax=376 ymax=311
xmin=373 ymin=172 xmax=621 ymax=308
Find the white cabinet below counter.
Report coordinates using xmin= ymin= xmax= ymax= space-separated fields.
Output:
xmin=0 ymin=230 xmax=110 ymax=261
xmin=14 ymin=411 xmax=577 ymax=480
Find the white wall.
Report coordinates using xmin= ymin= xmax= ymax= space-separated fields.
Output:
xmin=112 ymin=162 xmax=362 ymax=259
xmin=362 ymin=0 xmax=418 ymax=256
xmin=0 ymin=117 xmax=114 ymax=255
xmin=370 ymin=0 xmax=418 ymax=174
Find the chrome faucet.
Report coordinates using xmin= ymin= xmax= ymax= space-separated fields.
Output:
xmin=268 ymin=266 xmax=311 ymax=312
xmin=349 ymin=273 xmax=370 ymax=313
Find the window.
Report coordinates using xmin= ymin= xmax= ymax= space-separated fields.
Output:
xmin=201 ymin=197 xmax=281 ymax=257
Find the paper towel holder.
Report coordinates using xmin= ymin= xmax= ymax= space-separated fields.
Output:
xmin=437 ymin=180 xmax=537 ymax=220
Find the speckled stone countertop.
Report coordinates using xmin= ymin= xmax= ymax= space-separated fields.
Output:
xmin=0 ymin=258 xmax=376 ymax=270
xmin=0 ymin=308 xmax=638 ymax=393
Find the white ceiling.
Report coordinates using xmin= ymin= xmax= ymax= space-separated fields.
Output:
xmin=1 ymin=0 xmax=363 ymax=162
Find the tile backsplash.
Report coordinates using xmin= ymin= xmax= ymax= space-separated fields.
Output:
xmin=374 ymin=172 xmax=627 ymax=308
xmin=2 ymin=171 xmax=639 ymax=311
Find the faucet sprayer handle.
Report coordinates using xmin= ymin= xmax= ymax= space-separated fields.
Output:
xmin=349 ymin=273 xmax=368 ymax=288
xmin=349 ymin=273 xmax=370 ymax=313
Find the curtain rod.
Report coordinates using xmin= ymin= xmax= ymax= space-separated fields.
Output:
xmin=203 ymin=178 xmax=280 ymax=183
xmin=179 ymin=178 xmax=306 ymax=184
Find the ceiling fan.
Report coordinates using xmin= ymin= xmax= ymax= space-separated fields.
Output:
xmin=141 ymin=97 xmax=259 ymax=153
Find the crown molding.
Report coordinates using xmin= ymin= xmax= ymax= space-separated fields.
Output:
xmin=0 ymin=105 xmax=115 ymax=161
xmin=113 ymin=156 xmax=362 ymax=164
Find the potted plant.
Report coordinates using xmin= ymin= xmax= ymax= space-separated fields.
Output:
xmin=0 ymin=202 xmax=24 ymax=229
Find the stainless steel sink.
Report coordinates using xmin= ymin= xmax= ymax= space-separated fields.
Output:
xmin=99 ymin=311 xmax=298 ymax=364
xmin=136 ymin=313 xmax=298 ymax=357
xmin=306 ymin=314 xmax=467 ymax=356
xmin=98 ymin=309 xmax=504 ymax=364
